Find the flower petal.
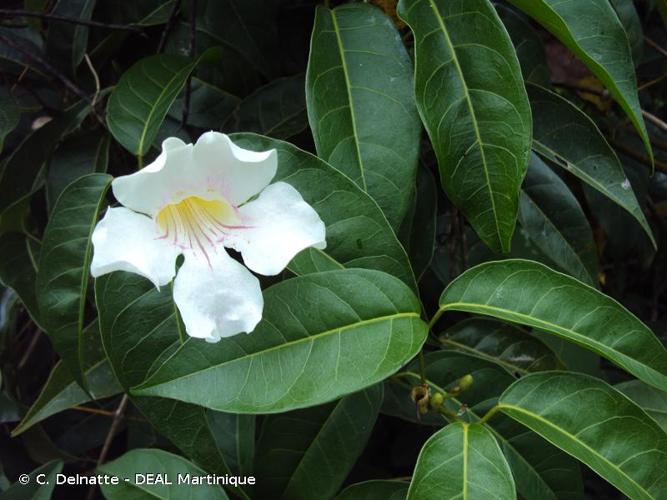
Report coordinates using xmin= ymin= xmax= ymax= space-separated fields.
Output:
xmin=173 ymin=250 xmax=263 ymax=342
xmin=192 ymin=131 xmax=277 ymax=205
xmin=225 ymin=182 xmax=327 ymax=276
xmin=112 ymin=137 xmax=194 ymax=217
xmin=91 ymin=207 xmax=181 ymax=288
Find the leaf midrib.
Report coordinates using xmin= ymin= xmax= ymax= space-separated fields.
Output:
xmin=426 ymin=0 xmax=503 ymax=250
xmin=498 ymin=403 xmax=652 ymax=499
xmin=135 ymin=312 xmax=421 ymax=390
xmin=136 ymin=60 xmax=195 ymax=157
xmin=329 ymin=8 xmax=368 ymax=191
xmin=520 ymin=189 xmax=591 ymax=282
xmin=439 ymin=301 xmax=661 ymax=381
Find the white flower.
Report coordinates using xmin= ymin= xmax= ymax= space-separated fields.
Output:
xmin=90 ymin=132 xmax=326 ymax=342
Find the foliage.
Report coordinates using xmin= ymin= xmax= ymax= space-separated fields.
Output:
xmin=0 ymin=0 xmax=666 ymax=499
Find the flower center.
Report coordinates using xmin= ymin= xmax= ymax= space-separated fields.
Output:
xmin=155 ymin=196 xmax=243 ymax=263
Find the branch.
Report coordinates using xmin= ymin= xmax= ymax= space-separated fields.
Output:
xmin=0 ymin=9 xmax=143 ymax=32
xmin=86 ymin=394 xmax=129 ymax=500
xmin=157 ymin=0 xmax=182 ymax=53
xmin=0 ymin=33 xmax=91 ymax=104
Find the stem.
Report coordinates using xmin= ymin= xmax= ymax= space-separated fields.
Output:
xmin=641 ymin=109 xmax=667 ymax=135
xmin=0 ymin=34 xmax=91 ymax=104
xmin=610 ymin=138 xmax=667 ymax=173
xmin=157 ymin=0 xmax=182 ymax=53
xmin=0 ymin=9 xmax=143 ymax=32
xmin=427 ymin=307 xmax=446 ymax=332
xmin=86 ymin=395 xmax=129 ymax=499
xmin=478 ymin=404 xmax=502 ymax=424
xmin=418 ymin=350 xmax=426 ymax=384
xmin=645 ymin=36 xmax=667 ymax=59
xmin=18 ymin=328 xmax=41 ymax=370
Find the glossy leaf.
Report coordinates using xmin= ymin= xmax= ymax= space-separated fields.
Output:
xmin=438 ymin=259 xmax=667 ymax=391
xmin=441 ymin=318 xmax=561 ymax=375
xmin=231 ymin=133 xmax=417 ymax=290
xmin=498 ymin=372 xmax=667 ymax=499
xmin=0 ymin=233 xmax=40 ymax=327
xmin=186 ymin=0 xmax=279 ymax=78
xmin=508 ymin=0 xmax=652 ymax=161
xmin=0 ymin=460 xmax=62 ymax=500
xmin=46 ymin=131 xmax=110 ymax=212
xmin=208 ymin=412 xmax=255 ymax=477
xmin=170 ymin=78 xmax=239 ymax=130
xmin=399 ymin=166 xmax=437 ymax=282
xmin=307 ymin=3 xmax=421 ymax=228
xmin=0 ymin=94 xmax=19 ymax=153
xmin=132 ymin=269 xmax=427 ymax=413
xmin=36 ymin=174 xmax=112 ymax=387
xmin=95 ymin=272 xmax=243 ymax=488
xmin=528 ymin=84 xmax=654 ymax=247
xmin=386 ymin=351 xmax=584 ymax=500
xmin=610 ymin=0 xmax=643 ymax=64
xmin=616 ymin=380 xmax=667 ymax=432
xmin=0 ymin=100 xmax=89 ymax=218
xmin=496 ymin=4 xmax=549 ymax=85
xmin=383 ymin=351 xmax=516 ymax=426
xmin=225 ymin=75 xmax=307 ymax=140
xmin=106 ymin=53 xmax=210 ymax=157
xmin=99 ymin=449 xmax=229 ymax=499
xmin=398 ymin=0 xmax=532 ymax=252
xmin=46 ymin=0 xmax=96 ymax=72
xmin=408 ymin=422 xmax=515 ymax=500
xmin=12 ymin=321 xmax=121 ymax=436
xmin=255 ymin=385 xmax=382 ymax=499
xmin=519 ymin=153 xmax=598 ymax=285
xmin=338 ymin=480 xmax=409 ymax=500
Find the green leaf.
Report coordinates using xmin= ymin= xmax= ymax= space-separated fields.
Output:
xmin=36 ymin=173 xmax=112 ymax=387
xmin=208 ymin=412 xmax=255 ymax=476
xmin=497 ymin=372 xmax=667 ymax=499
xmin=46 ymin=131 xmax=110 ymax=212
xmin=170 ymin=78 xmax=240 ymax=130
xmin=408 ymin=422 xmax=515 ymax=500
xmin=186 ymin=0 xmax=279 ymax=79
xmin=0 ymin=100 xmax=89 ymax=218
xmin=616 ymin=380 xmax=667 ymax=433
xmin=508 ymin=0 xmax=652 ymax=163
xmin=528 ymin=84 xmax=655 ymax=247
xmin=255 ymin=385 xmax=382 ymax=499
xmin=495 ymin=4 xmax=549 ymax=85
xmin=519 ymin=153 xmax=598 ymax=285
xmin=95 ymin=272 xmax=243 ymax=492
xmin=338 ymin=480 xmax=409 ymax=500
xmin=307 ymin=3 xmax=422 ymax=228
xmin=386 ymin=352 xmax=583 ymax=499
xmin=131 ymin=269 xmax=427 ymax=413
xmin=0 ymin=233 xmax=40 ymax=327
xmin=46 ymin=0 xmax=96 ymax=72
xmin=225 ymin=74 xmax=307 ymax=140
xmin=609 ymin=0 xmax=644 ymax=64
xmin=12 ymin=322 xmax=121 ymax=436
xmin=0 ymin=461 xmax=63 ymax=500
xmin=437 ymin=259 xmax=667 ymax=391
xmin=440 ymin=318 xmax=561 ymax=376
xmin=0 ymin=94 xmax=20 ymax=154
xmin=398 ymin=0 xmax=532 ymax=253
xmin=106 ymin=52 xmax=215 ymax=157
xmin=99 ymin=449 xmax=229 ymax=499
xmin=383 ymin=351 xmax=516 ymax=426
xmin=231 ymin=133 xmax=417 ymax=290
xmin=399 ymin=166 xmax=437 ymax=282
